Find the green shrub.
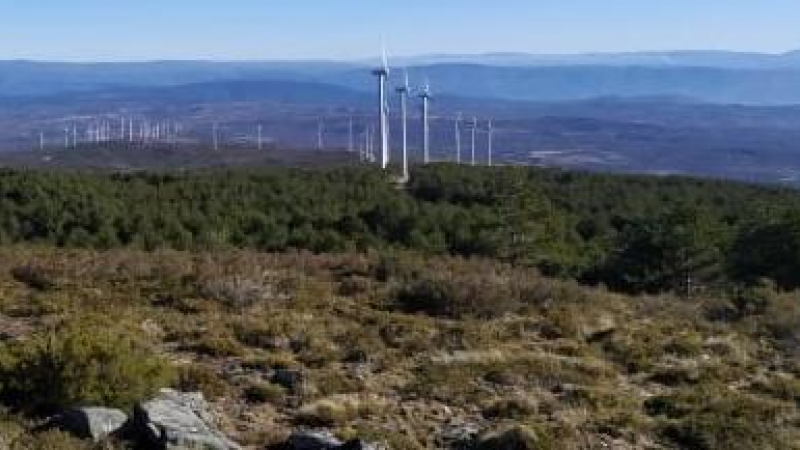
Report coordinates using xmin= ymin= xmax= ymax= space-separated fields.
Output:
xmin=475 ymin=425 xmax=553 ymax=450
xmin=394 ymin=272 xmax=518 ymax=319
xmin=648 ymin=386 xmax=793 ymax=450
xmin=9 ymin=430 xmax=92 ymax=450
xmin=188 ymin=334 xmax=245 ymax=358
xmin=176 ymin=364 xmax=229 ymax=400
xmin=243 ymin=382 xmax=285 ymax=404
xmin=0 ymin=317 xmax=175 ymax=414
xmin=10 ymin=265 xmax=59 ymax=291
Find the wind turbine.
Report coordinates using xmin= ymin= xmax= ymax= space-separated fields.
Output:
xmin=213 ymin=123 xmax=219 ymax=150
xmin=455 ymin=113 xmax=463 ymax=164
xmin=317 ymin=119 xmax=325 ymax=150
xmin=372 ymin=45 xmax=390 ymax=169
xmin=470 ymin=116 xmax=478 ymax=166
xmin=257 ymin=124 xmax=263 ymax=150
xmin=396 ymin=71 xmax=411 ymax=181
xmin=487 ymin=119 xmax=494 ymax=167
xmin=419 ymin=80 xmax=432 ymax=164
xmin=348 ymin=116 xmax=354 ymax=153
xmin=39 ymin=132 xmax=44 ymax=151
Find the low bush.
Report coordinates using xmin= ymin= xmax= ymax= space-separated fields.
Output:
xmin=244 ymin=382 xmax=285 ymax=404
xmin=475 ymin=425 xmax=553 ymax=450
xmin=648 ymin=385 xmax=793 ymax=450
xmin=0 ymin=317 xmax=175 ymax=414
xmin=10 ymin=264 xmax=59 ymax=291
xmin=394 ymin=272 xmax=519 ymax=319
xmin=176 ymin=364 xmax=229 ymax=400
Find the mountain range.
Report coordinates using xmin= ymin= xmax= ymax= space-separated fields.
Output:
xmin=4 ymin=50 xmax=800 ymax=104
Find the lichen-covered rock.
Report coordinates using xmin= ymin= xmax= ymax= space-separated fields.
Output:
xmin=133 ymin=389 xmax=241 ymax=450
xmin=54 ymin=407 xmax=128 ymax=441
xmin=286 ymin=430 xmax=342 ymax=449
xmin=474 ymin=425 xmax=548 ymax=450
xmin=282 ymin=430 xmax=386 ymax=450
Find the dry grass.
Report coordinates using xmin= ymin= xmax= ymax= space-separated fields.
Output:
xmin=0 ymin=247 xmax=797 ymax=449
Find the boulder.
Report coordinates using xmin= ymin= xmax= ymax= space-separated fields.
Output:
xmin=474 ymin=426 xmax=546 ymax=450
xmin=339 ymin=439 xmax=385 ymax=450
xmin=272 ymin=368 xmax=304 ymax=392
xmin=132 ymin=389 xmax=241 ymax=450
xmin=282 ymin=430 xmax=388 ymax=450
xmin=285 ymin=430 xmax=342 ymax=449
xmin=54 ymin=407 xmax=128 ymax=441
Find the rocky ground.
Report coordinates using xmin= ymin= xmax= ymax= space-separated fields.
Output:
xmin=0 ymin=248 xmax=798 ymax=449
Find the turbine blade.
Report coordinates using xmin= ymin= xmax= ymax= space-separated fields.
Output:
xmin=381 ymin=39 xmax=389 ymax=71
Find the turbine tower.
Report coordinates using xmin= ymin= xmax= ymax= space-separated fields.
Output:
xmin=396 ymin=71 xmax=411 ymax=181
xmin=419 ymin=81 xmax=432 ymax=164
xmin=317 ymin=119 xmax=324 ymax=150
xmin=257 ymin=124 xmax=263 ymax=150
xmin=213 ymin=123 xmax=219 ymax=150
xmin=455 ymin=113 xmax=463 ymax=164
xmin=372 ymin=46 xmax=390 ymax=169
xmin=487 ymin=119 xmax=494 ymax=167
xmin=470 ymin=116 xmax=478 ymax=166
xmin=348 ymin=116 xmax=354 ymax=153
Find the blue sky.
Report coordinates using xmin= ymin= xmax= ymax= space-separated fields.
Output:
xmin=1 ymin=1 xmax=799 ymax=61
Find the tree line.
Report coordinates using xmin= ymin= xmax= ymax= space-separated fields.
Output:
xmin=0 ymin=165 xmax=798 ymax=294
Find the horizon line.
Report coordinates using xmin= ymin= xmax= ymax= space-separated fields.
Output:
xmin=3 ymin=47 xmax=800 ymax=65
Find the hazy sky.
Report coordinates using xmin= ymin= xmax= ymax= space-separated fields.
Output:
xmin=2 ymin=0 xmax=800 ymax=61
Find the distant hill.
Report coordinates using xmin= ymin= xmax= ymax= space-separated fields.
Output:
xmin=6 ymin=53 xmax=800 ymax=104
xmin=327 ymin=64 xmax=800 ymax=104
xmin=393 ymin=50 xmax=800 ymax=69
xmin=0 ymin=60 xmax=358 ymax=97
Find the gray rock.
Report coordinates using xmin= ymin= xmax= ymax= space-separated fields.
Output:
xmin=133 ymin=389 xmax=241 ymax=450
xmin=55 ymin=407 xmax=128 ymax=441
xmin=339 ymin=439 xmax=386 ymax=450
xmin=272 ymin=368 xmax=304 ymax=391
xmin=286 ymin=430 xmax=342 ymax=449
xmin=284 ymin=431 xmax=387 ymax=450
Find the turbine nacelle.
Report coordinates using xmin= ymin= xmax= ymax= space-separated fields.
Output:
xmin=396 ymin=70 xmax=411 ymax=94
xmin=418 ymin=80 xmax=432 ymax=99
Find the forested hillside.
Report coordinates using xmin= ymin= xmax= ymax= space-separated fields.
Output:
xmin=0 ymin=165 xmax=797 ymax=294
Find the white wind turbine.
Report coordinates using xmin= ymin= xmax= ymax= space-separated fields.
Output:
xmin=419 ymin=80 xmax=432 ymax=164
xmin=455 ymin=113 xmax=463 ymax=164
xmin=396 ymin=71 xmax=411 ymax=181
xmin=470 ymin=116 xmax=478 ymax=166
xmin=372 ymin=45 xmax=390 ymax=169
xmin=487 ymin=119 xmax=494 ymax=167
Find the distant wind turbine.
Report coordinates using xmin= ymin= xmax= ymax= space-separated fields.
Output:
xmin=396 ymin=71 xmax=411 ymax=181
xmin=372 ymin=44 xmax=390 ymax=169
xmin=487 ymin=120 xmax=494 ymax=167
xmin=471 ymin=117 xmax=477 ymax=166
xmin=455 ymin=113 xmax=463 ymax=164
xmin=419 ymin=80 xmax=432 ymax=164
xmin=213 ymin=123 xmax=219 ymax=150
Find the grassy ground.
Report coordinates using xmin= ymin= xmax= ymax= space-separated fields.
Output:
xmin=0 ymin=247 xmax=798 ymax=449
